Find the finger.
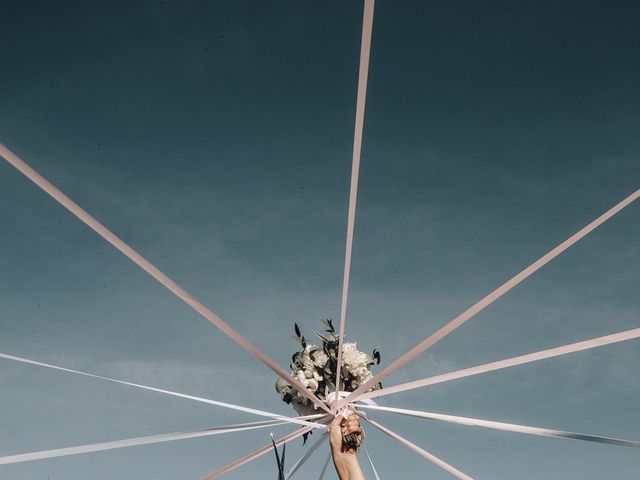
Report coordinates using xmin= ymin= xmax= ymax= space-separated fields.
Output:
xmin=346 ymin=420 xmax=360 ymax=430
xmin=344 ymin=424 xmax=362 ymax=435
xmin=332 ymin=416 xmax=344 ymax=429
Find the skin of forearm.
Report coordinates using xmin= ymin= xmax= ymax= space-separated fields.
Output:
xmin=332 ymin=449 xmax=366 ymax=480
xmin=329 ymin=414 xmax=366 ymax=480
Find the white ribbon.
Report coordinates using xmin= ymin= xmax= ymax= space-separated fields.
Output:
xmin=357 ymin=404 xmax=640 ymax=447
xmin=337 ymin=187 xmax=640 ymax=409
xmin=0 ymin=352 xmax=326 ymax=430
xmin=335 ymin=0 xmax=376 ymax=397
xmin=356 ymin=326 xmax=640 ymax=401
xmin=325 ymin=390 xmax=377 ymax=407
xmin=326 ymin=391 xmax=376 ymax=417
xmin=317 ymin=452 xmax=332 ymax=480
xmin=284 ymin=431 xmax=327 ymax=479
xmin=363 ymin=446 xmax=382 ymax=480
xmin=363 ymin=415 xmax=474 ymax=480
xmin=0 ymin=419 xmax=290 ymax=465
xmin=0 ymin=143 xmax=331 ymax=415
xmin=200 ymin=417 xmax=332 ymax=480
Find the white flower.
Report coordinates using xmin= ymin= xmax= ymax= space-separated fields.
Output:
xmin=342 ymin=342 xmax=371 ymax=369
xmin=306 ymin=378 xmax=319 ymax=392
xmin=340 ymin=342 xmax=375 ymax=390
xmin=356 ymin=370 xmax=373 ymax=385
xmin=312 ymin=350 xmax=329 ymax=368
xmin=302 ymin=355 xmax=316 ymax=377
xmin=349 ymin=365 xmax=369 ymax=378
xmin=275 ymin=378 xmax=290 ymax=395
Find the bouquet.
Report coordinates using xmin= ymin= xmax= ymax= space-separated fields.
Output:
xmin=275 ymin=319 xmax=381 ymax=448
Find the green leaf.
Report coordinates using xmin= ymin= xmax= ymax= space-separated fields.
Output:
xmin=271 ymin=435 xmax=284 ymax=480
xmin=314 ymin=331 xmax=331 ymax=344
xmin=327 ymin=318 xmax=335 ymax=332
xmin=373 ymin=349 xmax=381 ymax=365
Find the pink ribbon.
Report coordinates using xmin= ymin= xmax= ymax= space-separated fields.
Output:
xmin=0 ymin=352 xmax=327 ymax=429
xmin=338 ymin=188 xmax=640 ymax=409
xmin=0 ymin=142 xmax=330 ymax=415
xmin=364 ymin=416 xmax=473 ymax=480
xmin=356 ymin=326 xmax=640 ymax=400
xmin=357 ymin=404 xmax=640 ymax=447
xmin=200 ymin=417 xmax=332 ymax=480
xmin=335 ymin=0 xmax=376 ymax=398
xmin=0 ymin=419 xmax=292 ymax=465
xmin=284 ymin=431 xmax=328 ymax=479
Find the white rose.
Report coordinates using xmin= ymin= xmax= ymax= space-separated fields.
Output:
xmin=306 ymin=378 xmax=319 ymax=392
xmin=303 ymin=356 xmax=316 ymax=376
xmin=312 ymin=350 xmax=329 ymax=368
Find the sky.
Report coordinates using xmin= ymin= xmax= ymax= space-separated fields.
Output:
xmin=0 ymin=0 xmax=639 ymax=479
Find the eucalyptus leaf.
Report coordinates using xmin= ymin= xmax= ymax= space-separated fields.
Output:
xmin=271 ymin=436 xmax=284 ymax=480
xmin=373 ymin=348 xmax=381 ymax=365
xmin=314 ymin=331 xmax=329 ymax=343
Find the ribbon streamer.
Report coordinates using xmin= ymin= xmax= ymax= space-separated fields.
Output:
xmin=357 ymin=404 xmax=640 ymax=447
xmin=335 ymin=0 xmax=376 ymax=397
xmin=200 ymin=417 xmax=332 ymax=479
xmin=284 ymin=432 xmax=327 ymax=479
xmin=0 ymin=352 xmax=327 ymax=430
xmin=326 ymin=390 xmax=377 ymax=410
xmin=356 ymin=326 xmax=640 ymax=400
xmin=337 ymin=187 xmax=640 ymax=409
xmin=363 ymin=446 xmax=382 ymax=480
xmin=317 ymin=452 xmax=332 ymax=480
xmin=0 ymin=419 xmax=291 ymax=465
xmin=364 ymin=416 xmax=473 ymax=480
xmin=0 ymin=143 xmax=330 ymax=415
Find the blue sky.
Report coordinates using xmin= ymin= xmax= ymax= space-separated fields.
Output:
xmin=1 ymin=1 xmax=639 ymax=478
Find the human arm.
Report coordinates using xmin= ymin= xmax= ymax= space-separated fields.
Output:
xmin=330 ymin=414 xmax=366 ymax=480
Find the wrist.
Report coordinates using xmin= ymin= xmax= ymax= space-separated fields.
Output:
xmin=332 ymin=448 xmax=358 ymax=467
xmin=331 ymin=450 xmax=364 ymax=480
